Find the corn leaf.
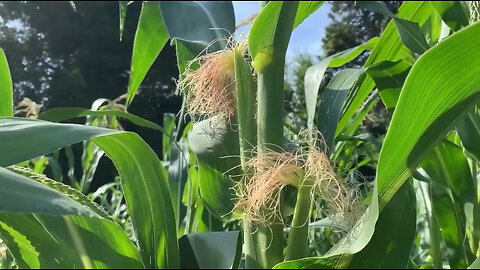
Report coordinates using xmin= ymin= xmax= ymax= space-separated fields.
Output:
xmin=178 ymin=231 xmax=242 ymax=269
xmin=305 ymin=38 xmax=377 ymax=136
xmin=127 ymin=1 xmax=169 ymax=106
xmin=293 ymin=1 xmax=325 ymax=29
xmin=0 ymin=214 xmax=142 ymax=268
xmin=37 ymin=107 xmax=166 ymax=133
xmin=119 ymin=1 xmax=128 ymax=41
xmin=316 ymin=69 xmax=364 ymax=153
xmin=0 ymin=117 xmax=179 ymax=268
xmin=357 ymin=1 xmax=430 ymax=54
xmin=159 ymin=1 xmax=234 ymax=52
xmin=431 ymin=1 xmax=470 ymax=31
xmin=0 ymin=49 xmax=12 ymax=117
xmin=365 ymin=59 xmax=411 ymax=110
xmin=92 ymin=132 xmax=179 ymax=268
xmin=338 ymin=1 xmax=434 ymax=136
xmin=377 ymin=21 xmax=480 ymax=208
xmin=456 ymin=110 xmax=480 ymax=161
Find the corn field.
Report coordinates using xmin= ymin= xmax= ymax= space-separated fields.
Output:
xmin=1 ymin=1 xmax=480 ymax=269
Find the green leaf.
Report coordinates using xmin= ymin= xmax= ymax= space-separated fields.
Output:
xmin=316 ymin=69 xmax=364 ymax=153
xmin=456 ymin=111 xmax=480 ymax=161
xmin=0 ymin=117 xmax=119 ymax=167
xmin=392 ymin=17 xmax=430 ymax=54
xmin=376 ymin=21 xmax=480 ymax=209
xmin=0 ymin=167 xmax=98 ymax=216
xmin=338 ymin=1 xmax=434 ymax=136
xmin=421 ymin=140 xmax=475 ymax=268
xmin=0 ymin=214 xmax=143 ymax=268
xmin=127 ymin=1 xmax=169 ymax=106
xmin=92 ymin=132 xmax=179 ymax=268
xmin=357 ymin=1 xmax=430 ymax=54
xmin=37 ymin=107 xmax=166 ymax=133
xmin=305 ymin=38 xmax=377 ymax=136
xmin=293 ymin=1 xmax=325 ymax=29
xmin=0 ymin=117 xmax=179 ymax=268
xmin=168 ymin=140 xmax=188 ymax=231
xmin=431 ymin=1 xmax=470 ymax=31
xmin=119 ymin=1 xmax=128 ymax=41
xmin=274 ymin=186 xmax=380 ymax=269
xmin=178 ymin=231 xmax=242 ymax=269
xmin=347 ymin=181 xmax=417 ymax=269
xmin=356 ymin=1 xmax=395 ymax=17
xmin=0 ymin=220 xmax=39 ymax=269
xmin=0 ymin=49 xmax=12 ymax=117
xmin=365 ymin=59 xmax=411 ymax=110
xmin=422 ymin=140 xmax=476 ymax=204
xmin=162 ymin=113 xmax=176 ymax=160
xmin=7 ymin=166 xmax=110 ymax=219
xmin=159 ymin=1 xmax=235 ymax=52
xmin=274 ymin=182 xmax=416 ymax=269
xmin=430 ymin=183 xmax=469 ymax=268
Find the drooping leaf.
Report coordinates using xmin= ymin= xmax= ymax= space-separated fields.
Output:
xmin=159 ymin=1 xmax=235 ymax=52
xmin=127 ymin=1 xmax=169 ymax=106
xmin=0 ymin=166 xmax=96 ymax=217
xmin=178 ymin=231 xmax=242 ymax=269
xmin=6 ymin=166 xmax=110 ymax=219
xmin=0 ymin=49 xmax=12 ymax=117
xmin=0 ymin=117 xmax=119 ymax=167
xmin=0 ymin=117 xmax=179 ymax=268
xmin=37 ymin=107 xmax=166 ymax=133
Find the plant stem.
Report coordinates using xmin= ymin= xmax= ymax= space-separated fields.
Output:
xmin=285 ymin=176 xmax=311 ymax=260
xmin=244 ymin=2 xmax=298 ymax=268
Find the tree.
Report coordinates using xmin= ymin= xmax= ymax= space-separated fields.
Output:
xmin=322 ymin=1 xmax=402 ymax=65
xmin=0 ymin=1 xmax=182 ymax=190
xmin=0 ymin=1 xmax=180 ymax=116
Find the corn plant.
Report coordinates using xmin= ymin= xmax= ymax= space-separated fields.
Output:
xmin=1 ymin=1 xmax=480 ymax=269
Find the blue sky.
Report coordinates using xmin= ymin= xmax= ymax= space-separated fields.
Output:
xmin=232 ymin=1 xmax=331 ymax=60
